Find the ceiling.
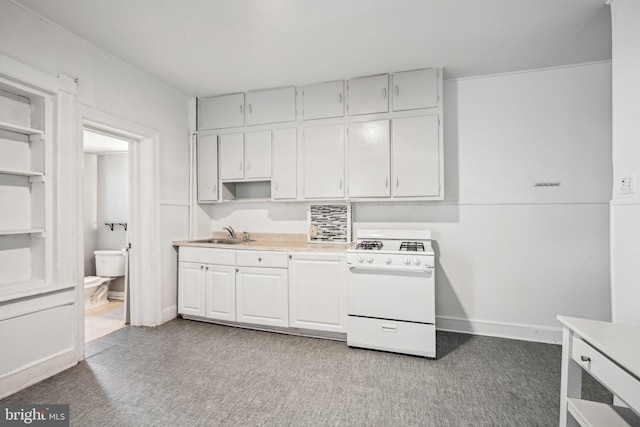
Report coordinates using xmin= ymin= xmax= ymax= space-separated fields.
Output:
xmin=14 ymin=0 xmax=611 ymax=97
xmin=83 ymin=129 xmax=129 ymax=154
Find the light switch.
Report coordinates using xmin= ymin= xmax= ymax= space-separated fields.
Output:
xmin=620 ymin=175 xmax=635 ymax=194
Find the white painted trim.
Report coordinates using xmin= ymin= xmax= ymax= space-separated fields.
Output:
xmin=76 ymin=104 xmax=162 ymax=363
xmin=0 ymin=52 xmax=60 ymax=93
xmin=0 ymin=349 xmax=76 ymax=400
xmin=610 ymin=200 xmax=640 ymax=206
xmin=436 ymin=315 xmax=562 ymax=344
xmin=162 ymin=305 xmax=178 ymax=323
xmin=161 ymin=201 xmax=191 ymax=207
xmin=107 ymin=291 xmax=125 ymax=300
xmin=444 ymin=60 xmax=612 ymax=83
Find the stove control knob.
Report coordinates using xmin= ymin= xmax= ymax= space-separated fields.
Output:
xmin=357 ymin=255 xmax=364 ymax=263
xmin=366 ymin=255 xmax=374 ymax=263
xmin=384 ymin=257 xmax=392 ymax=265
xmin=403 ymin=257 xmax=411 ymax=265
xmin=413 ymin=258 xmax=421 ymax=266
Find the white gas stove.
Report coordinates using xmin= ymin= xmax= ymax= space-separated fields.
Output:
xmin=346 ymin=229 xmax=436 ymax=358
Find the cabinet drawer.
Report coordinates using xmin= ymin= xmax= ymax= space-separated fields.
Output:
xmin=179 ymin=247 xmax=235 ymax=265
xmin=572 ymin=336 xmax=640 ymax=411
xmin=236 ymin=250 xmax=288 ymax=268
xmin=347 ymin=316 xmax=435 ymax=358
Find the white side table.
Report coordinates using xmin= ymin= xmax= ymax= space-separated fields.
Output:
xmin=558 ymin=316 xmax=640 ymax=426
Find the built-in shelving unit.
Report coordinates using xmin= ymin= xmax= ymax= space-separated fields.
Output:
xmin=0 ymin=77 xmax=51 ymax=300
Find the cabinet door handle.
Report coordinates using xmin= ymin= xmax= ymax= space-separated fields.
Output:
xmin=274 ymin=181 xmax=279 ymax=191
xmin=385 ymin=178 xmax=388 ymax=188
xmin=382 ymin=88 xmax=387 ymax=99
xmin=205 ymin=266 xmax=209 ymax=270
xmin=239 ymin=162 xmax=243 ymax=170
xmin=580 ymin=355 xmax=591 ymax=362
xmin=258 ymin=257 xmax=262 ymax=262
xmin=289 ymin=254 xmax=292 ymax=259
xmin=381 ymin=324 xmax=397 ymax=333
xmin=396 ymin=177 xmax=399 ymax=188
xmin=247 ymin=161 xmax=251 ymax=171
xmin=240 ymin=105 xmax=243 ymax=114
xmin=213 ymin=184 xmax=217 ymax=194
xmin=338 ymin=93 xmax=342 ymax=104
xmin=200 ymin=265 xmax=204 ymax=269
xmin=395 ymin=85 xmax=399 ymax=97
xmin=339 ymin=179 xmax=343 ymax=189
xmin=248 ymin=104 xmax=252 ymax=114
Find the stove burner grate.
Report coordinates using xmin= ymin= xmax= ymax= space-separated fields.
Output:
xmin=399 ymin=241 xmax=425 ymax=252
xmin=355 ymin=240 xmax=383 ymax=250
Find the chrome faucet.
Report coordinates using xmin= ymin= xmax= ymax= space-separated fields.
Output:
xmin=223 ymin=226 xmax=236 ymax=239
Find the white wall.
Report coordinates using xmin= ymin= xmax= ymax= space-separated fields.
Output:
xmin=209 ymin=61 xmax=612 ymax=342
xmin=83 ymin=153 xmax=97 ymax=276
xmin=96 ymin=153 xmax=129 ymax=251
xmin=609 ymin=0 xmax=640 ymax=325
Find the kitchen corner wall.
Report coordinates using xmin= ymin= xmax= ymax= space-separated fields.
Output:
xmin=210 ymin=61 xmax=612 ymax=343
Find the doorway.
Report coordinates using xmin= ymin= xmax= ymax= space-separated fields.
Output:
xmin=82 ymin=128 xmax=130 ymax=343
xmin=76 ymin=106 xmax=162 ymax=361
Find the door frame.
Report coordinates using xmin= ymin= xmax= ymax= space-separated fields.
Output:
xmin=76 ymin=105 xmax=161 ymax=360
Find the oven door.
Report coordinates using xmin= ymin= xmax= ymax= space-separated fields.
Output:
xmin=346 ymin=265 xmax=434 ymax=324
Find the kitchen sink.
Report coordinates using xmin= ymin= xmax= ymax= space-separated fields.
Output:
xmin=194 ymin=238 xmax=253 ymax=245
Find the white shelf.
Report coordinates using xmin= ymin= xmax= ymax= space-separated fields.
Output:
xmin=0 ymin=121 xmax=44 ymax=137
xmin=0 ymin=228 xmax=44 ymax=236
xmin=0 ymin=167 xmax=44 ymax=177
xmin=568 ymin=398 xmax=640 ymax=427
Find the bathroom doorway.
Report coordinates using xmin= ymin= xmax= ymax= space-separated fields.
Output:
xmin=82 ymin=129 xmax=130 ymax=343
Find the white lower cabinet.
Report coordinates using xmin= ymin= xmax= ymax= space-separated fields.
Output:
xmin=288 ymin=253 xmax=346 ymax=333
xmin=178 ymin=262 xmax=206 ymax=317
xmin=235 ymin=250 xmax=289 ymax=327
xmin=204 ymin=265 xmax=236 ymax=321
xmin=236 ymin=267 xmax=288 ymax=327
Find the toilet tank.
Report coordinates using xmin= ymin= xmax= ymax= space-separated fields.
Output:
xmin=94 ymin=250 xmax=126 ymax=277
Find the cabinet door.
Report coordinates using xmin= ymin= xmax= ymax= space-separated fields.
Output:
xmin=199 ymin=93 xmax=245 ymax=130
xmin=236 ymin=267 xmax=288 ymax=327
xmin=205 ymin=265 xmax=236 ymax=321
xmin=245 ymin=130 xmax=271 ymax=179
xmin=392 ymin=69 xmax=438 ymax=111
xmin=196 ymin=134 xmax=218 ymax=202
xmin=246 ymin=87 xmax=296 ymax=126
xmin=392 ymin=115 xmax=440 ymax=197
xmin=347 ymin=120 xmax=390 ymax=198
xmin=272 ymin=128 xmax=297 ymax=200
xmin=303 ymin=124 xmax=345 ymax=199
xmin=347 ymin=74 xmax=389 ymax=115
xmin=178 ymin=262 xmax=206 ymax=317
xmin=288 ymin=253 xmax=346 ymax=333
xmin=303 ymin=81 xmax=344 ymax=120
xmin=219 ymin=133 xmax=244 ymax=180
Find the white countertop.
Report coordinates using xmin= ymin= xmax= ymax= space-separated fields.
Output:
xmin=558 ymin=315 xmax=640 ymax=380
xmin=173 ymin=233 xmax=351 ymax=253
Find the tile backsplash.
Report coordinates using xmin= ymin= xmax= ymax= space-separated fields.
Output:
xmin=308 ymin=204 xmax=352 ymax=242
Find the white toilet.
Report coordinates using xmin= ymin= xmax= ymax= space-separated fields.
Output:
xmin=84 ymin=249 xmax=126 ymax=310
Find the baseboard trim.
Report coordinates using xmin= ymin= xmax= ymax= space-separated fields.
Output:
xmin=0 ymin=348 xmax=76 ymax=399
xmin=436 ymin=316 xmax=562 ymax=344
xmin=162 ymin=305 xmax=177 ymax=324
xmin=107 ymin=291 xmax=124 ymax=300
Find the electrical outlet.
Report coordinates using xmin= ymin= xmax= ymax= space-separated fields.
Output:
xmin=310 ymin=224 xmax=318 ymax=238
xmin=620 ymin=175 xmax=635 ymax=194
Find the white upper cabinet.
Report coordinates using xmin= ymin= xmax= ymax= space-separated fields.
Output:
xmin=245 ymin=130 xmax=271 ymax=179
xmin=272 ymin=128 xmax=297 ymax=200
xmin=347 ymin=74 xmax=389 ymax=116
xmin=219 ymin=133 xmax=244 ymax=180
xmin=303 ymin=80 xmax=344 ymax=120
xmin=197 ymin=134 xmax=218 ymax=202
xmin=392 ymin=115 xmax=440 ymax=198
xmin=303 ymin=124 xmax=345 ymax=199
xmin=347 ymin=120 xmax=390 ymax=198
xmin=198 ymin=93 xmax=244 ymax=130
xmin=246 ymin=87 xmax=296 ymax=126
xmin=392 ymin=69 xmax=438 ymax=111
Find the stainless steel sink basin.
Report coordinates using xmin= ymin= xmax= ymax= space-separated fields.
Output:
xmin=194 ymin=238 xmax=254 ymax=245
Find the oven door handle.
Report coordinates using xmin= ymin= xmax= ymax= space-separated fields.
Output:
xmin=348 ymin=265 xmax=433 ymax=273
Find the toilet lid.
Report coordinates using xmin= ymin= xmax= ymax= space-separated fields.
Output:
xmin=84 ymin=276 xmax=101 ymax=285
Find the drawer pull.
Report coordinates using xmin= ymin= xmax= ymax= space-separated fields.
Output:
xmin=258 ymin=257 xmax=262 ymax=262
xmin=381 ymin=324 xmax=397 ymax=333
xmin=580 ymin=355 xmax=591 ymax=362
